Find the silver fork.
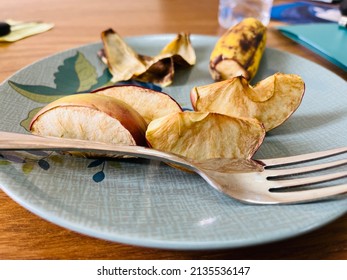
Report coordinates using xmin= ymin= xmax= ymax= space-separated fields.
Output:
xmin=0 ymin=131 xmax=346 ymax=204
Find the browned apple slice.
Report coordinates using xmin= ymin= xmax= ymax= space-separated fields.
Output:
xmin=30 ymin=94 xmax=148 ymax=149
xmin=100 ymin=30 xmax=196 ymax=87
xmin=190 ymin=73 xmax=305 ymax=131
xmin=101 ymin=29 xmax=147 ymax=83
xmin=92 ymin=85 xmax=182 ymax=124
xmin=146 ymin=111 xmax=265 ymax=161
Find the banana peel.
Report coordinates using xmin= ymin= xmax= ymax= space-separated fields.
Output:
xmin=209 ymin=17 xmax=267 ymax=82
xmin=100 ymin=29 xmax=196 ymax=87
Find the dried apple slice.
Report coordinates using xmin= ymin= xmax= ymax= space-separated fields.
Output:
xmin=135 ymin=56 xmax=175 ymax=87
xmin=158 ymin=32 xmax=196 ymax=67
xmin=30 ymin=94 xmax=148 ymax=149
xmin=100 ymin=29 xmax=196 ymax=86
xmin=92 ymin=85 xmax=183 ymax=124
xmin=101 ymin=29 xmax=147 ymax=83
xmin=134 ymin=33 xmax=196 ymax=86
xmin=191 ymin=73 xmax=305 ymax=131
xmin=146 ymin=111 xmax=265 ymax=161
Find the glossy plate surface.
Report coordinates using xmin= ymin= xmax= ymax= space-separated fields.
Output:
xmin=0 ymin=35 xmax=346 ymax=250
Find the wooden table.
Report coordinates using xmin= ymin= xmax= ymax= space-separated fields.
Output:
xmin=0 ymin=0 xmax=346 ymax=260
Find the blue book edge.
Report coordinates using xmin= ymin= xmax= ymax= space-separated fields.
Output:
xmin=277 ymin=24 xmax=347 ymax=72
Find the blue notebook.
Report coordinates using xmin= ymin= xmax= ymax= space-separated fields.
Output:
xmin=271 ymin=1 xmax=341 ymax=24
xmin=277 ymin=23 xmax=347 ymax=72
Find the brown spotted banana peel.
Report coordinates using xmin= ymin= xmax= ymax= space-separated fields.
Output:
xmin=209 ymin=17 xmax=267 ymax=82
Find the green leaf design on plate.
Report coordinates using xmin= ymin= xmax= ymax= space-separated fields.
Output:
xmin=22 ymin=161 xmax=34 ymax=174
xmin=108 ymin=160 xmax=122 ymax=169
xmin=20 ymin=107 xmax=43 ymax=131
xmin=88 ymin=159 xmax=105 ymax=168
xmin=53 ymin=52 xmax=81 ymax=93
xmin=74 ymin=52 xmax=98 ymax=92
xmin=49 ymin=155 xmax=64 ymax=164
xmin=0 ymin=160 xmax=11 ymax=166
xmin=90 ymin=68 xmax=114 ymax=91
xmin=38 ymin=159 xmax=50 ymax=170
xmin=8 ymin=81 xmax=68 ymax=103
xmin=93 ymin=170 xmax=105 ymax=183
xmin=9 ymin=51 xmax=113 ymax=103
xmin=54 ymin=51 xmax=100 ymax=92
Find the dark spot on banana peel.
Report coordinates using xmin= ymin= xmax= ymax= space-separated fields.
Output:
xmin=239 ymin=32 xmax=264 ymax=70
xmin=240 ymin=32 xmax=264 ymax=53
xmin=211 ymin=54 xmax=224 ymax=67
xmin=240 ymin=34 xmax=251 ymax=52
xmin=209 ymin=54 xmax=223 ymax=78
xmin=243 ymin=56 xmax=254 ymax=70
xmin=254 ymin=33 xmax=264 ymax=46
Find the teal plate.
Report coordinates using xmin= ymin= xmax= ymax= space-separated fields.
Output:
xmin=0 ymin=35 xmax=346 ymax=250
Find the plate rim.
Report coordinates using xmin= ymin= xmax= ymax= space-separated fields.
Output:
xmin=1 ymin=181 xmax=346 ymax=250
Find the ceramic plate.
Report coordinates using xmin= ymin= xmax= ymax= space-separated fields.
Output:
xmin=0 ymin=35 xmax=346 ymax=250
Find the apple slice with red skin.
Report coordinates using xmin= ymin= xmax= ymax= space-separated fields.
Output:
xmin=30 ymin=93 xmax=148 ymax=149
xmin=92 ymin=84 xmax=183 ymax=124
xmin=146 ymin=111 xmax=265 ymax=161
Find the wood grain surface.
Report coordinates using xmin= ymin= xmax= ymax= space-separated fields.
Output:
xmin=0 ymin=0 xmax=346 ymax=259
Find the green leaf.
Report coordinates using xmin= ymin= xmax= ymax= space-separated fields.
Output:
xmin=8 ymin=81 xmax=68 ymax=103
xmin=38 ymin=159 xmax=50 ymax=170
xmin=22 ymin=162 xmax=34 ymax=174
xmin=20 ymin=107 xmax=43 ymax=131
xmin=49 ymin=155 xmax=64 ymax=164
xmin=88 ymin=159 xmax=105 ymax=168
xmin=9 ymin=52 xmax=112 ymax=103
xmin=89 ymin=68 xmax=113 ymax=91
xmin=54 ymin=52 xmax=80 ymax=93
xmin=93 ymin=171 xmax=105 ymax=183
xmin=75 ymin=52 xmax=98 ymax=92
xmin=108 ymin=160 xmax=122 ymax=169
xmin=0 ymin=160 xmax=11 ymax=166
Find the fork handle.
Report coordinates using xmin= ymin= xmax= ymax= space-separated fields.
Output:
xmin=0 ymin=131 xmax=194 ymax=170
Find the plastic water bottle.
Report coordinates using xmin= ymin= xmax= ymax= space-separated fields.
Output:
xmin=218 ymin=0 xmax=273 ymax=29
